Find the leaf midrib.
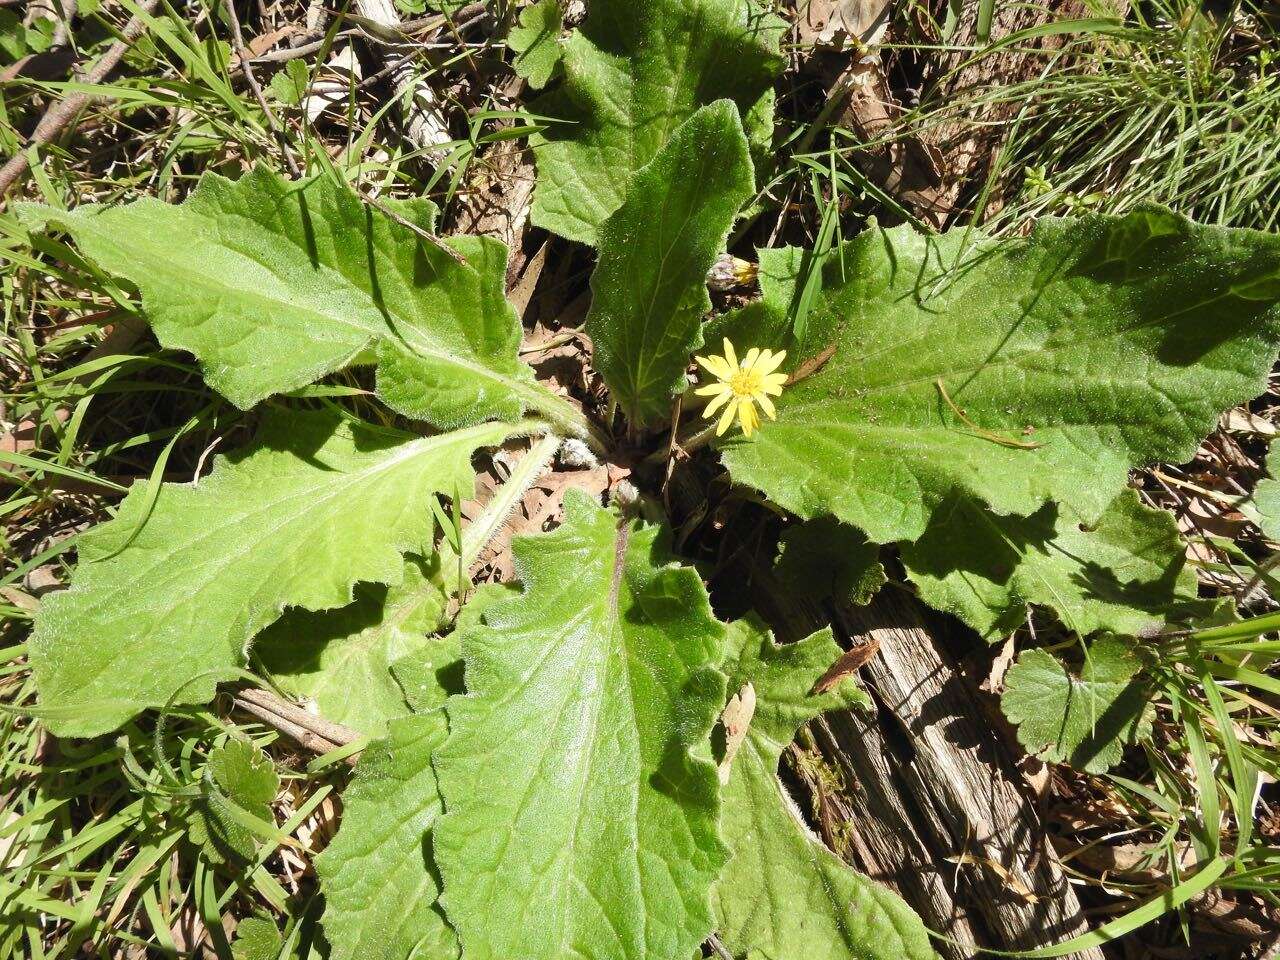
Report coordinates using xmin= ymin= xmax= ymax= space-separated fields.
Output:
xmin=66 ymin=423 xmax=512 ymax=689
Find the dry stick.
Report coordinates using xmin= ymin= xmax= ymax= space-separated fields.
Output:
xmin=237 ymin=686 xmax=359 ymax=744
xmin=233 ymin=686 xmax=361 ymax=763
xmin=360 ymin=189 xmax=467 ymax=265
xmin=705 ymin=934 xmax=734 ymax=960
xmin=222 ymin=0 xmax=301 ymax=178
xmin=0 ymin=0 xmax=162 ymax=197
xmin=245 ymin=9 xmax=468 ymax=64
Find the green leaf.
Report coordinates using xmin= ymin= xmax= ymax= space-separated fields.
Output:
xmin=586 ymin=101 xmax=754 ymax=425
xmin=1001 ymin=635 xmax=1151 ymax=773
xmin=433 ymin=491 xmax=728 ymax=960
xmin=1249 ymin=471 xmax=1280 ymax=541
xmin=31 ymin=408 xmax=523 ymax=737
xmin=389 ymin=583 xmax=504 ymax=712
xmin=774 ymin=517 xmax=885 ymax=608
xmin=718 ymin=210 xmax=1280 ymax=544
xmin=0 ymin=9 xmax=53 ymax=61
xmin=189 ymin=739 xmax=279 ymax=864
xmin=231 ymin=916 xmax=282 ymax=960
xmin=316 ymin=712 xmax=457 ymax=960
xmin=509 ymin=0 xmax=563 ymax=88
xmin=903 ymin=490 xmax=1218 ymax=641
xmin=529 ymin=0 xmax=783 ymax=244
xmin=714 ymin=619 xmax=936 ymax=960
xmin=25 ymin=168 xmax=577 ymax=431
xmin=254 ymin=556 xmax=451 ymax=735
xmin=269 ymin=60 xmax=309 ymax=105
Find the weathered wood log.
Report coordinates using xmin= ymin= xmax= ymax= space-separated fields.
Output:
xmin=747 ymin=567 xmax=1103 ymax=959
xmin=834 ymin=592 xmax=1104 ymax=959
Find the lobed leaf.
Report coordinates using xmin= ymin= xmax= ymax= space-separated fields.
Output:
xmin=509 ymin=0 xmax=563 ymax=88
xmin=433 ymin=491 xmax=728 ymax=960
xmin=773 ymin=516 xmax=886 ymax=608
xmin=254 ymin=556 xmax=452 ymax=735
xmin=902 ymin=490 xmax=1220 ymax=641
xmin=1001 ymin=635 xmax=1151 ymax=773
xmin=586 ymin=100 xmax=754 ymax=425
xmin=31 ymin=408 xmax=521 ymax=737
xmin=316 ymin=712 xmax=457 ymax=960
xmin=24 ymin=168 xmax=577 ymax=431
xmin=230 ymin=916 xmax=283 ymax=960
xmin=528 ymin=0 xmax=783 ymax=244
xmin=718 ymin=210 xmax=1280 ymax=544
xmin=189 ymin=739 xmax=279 ymax=864
xmin=1249 ymin=467 xmax=1280 ymax=541
xmin=714 ymin=618 xmax=936 ymax=960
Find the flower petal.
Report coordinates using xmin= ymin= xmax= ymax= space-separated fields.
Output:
xmin=755 ymin=392 xmax=776 ymax=419
xmin=742 ymin=347 xmax=760 ymax=370
xmin=722 ymin=338 xmax=738 ymax=370
xmin=716 ymin=397 xmax=739 ymax=436
xmin=695 ymin=383 xmax=728 ymax=397
xmin=696 ymin=354 xmax=731 ymax=381
xmin=739 ymin=399 xmax=758 ymax=437
xmin=703 ymin=388 xmax=732 ymax=418
xmin=758 ymin=349 xmax=787 ymax=374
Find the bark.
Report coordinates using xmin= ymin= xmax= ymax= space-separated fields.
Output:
xmin=748 ymin=567 xmax=1104 ymax=959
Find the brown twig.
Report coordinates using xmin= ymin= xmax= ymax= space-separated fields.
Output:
xmin=0 ymin=0 xmax=162 ymax=198
xmin=361 ymin=190 xmax=468 ymax=265
xmin=222 ymin=0 xmax=301 ymax=178
xmin=232 ymin=686 xmax=361 ymax=763
xmin=934 ymin=377 xmax=1043 ymax=449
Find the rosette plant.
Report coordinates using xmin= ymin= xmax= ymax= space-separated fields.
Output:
xmin=18 ymin=0 xmax=1280 ymax=957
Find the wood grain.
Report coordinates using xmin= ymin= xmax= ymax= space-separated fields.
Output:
xmin=749 ymin=569 xmax=1103 ymax=959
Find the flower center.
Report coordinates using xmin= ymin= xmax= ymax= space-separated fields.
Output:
xmin=728 ymin=368 xmax=762 ymax=397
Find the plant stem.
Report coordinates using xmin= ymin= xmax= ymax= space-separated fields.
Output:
xmin=527 ymin=386 xmax=610 ymax=456
xmin=460 ymin=433 xmax=560 ymax=569
xmin=643 ymin=422 xmax=716 ymax=466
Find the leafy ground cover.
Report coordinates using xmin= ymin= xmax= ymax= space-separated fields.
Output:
xmin=3 ymin=0 xmax=1280 ymax=958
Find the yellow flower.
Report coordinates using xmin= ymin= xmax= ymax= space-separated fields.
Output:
xmin=693 ymin=338 xmax=788 ymax=438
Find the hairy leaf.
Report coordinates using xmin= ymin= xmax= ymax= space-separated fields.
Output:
xmin=26 ymin=168 xmax=577 ymax=430
xmin=254 ymin=556 xmax=451 ymax=735
xmin=317 ymin=712 xmax=457 ymax=960
xmin=1002 ymin=635 xmax=1151 ymax=773
xmin=231 ymin=916 xmax=282 ymax=960
xmin=434 ymin=491 xmax=727 ymax=960
xmin=903 ymin=490 xmax=1217 ymax=641
xmin=587 ymin=101 xmax=754 ymax=424
xmin=509 ymin=0 xmax=563 ymax=88
xmin=31 ymin=408 xmax=521 ymax=737
xmin=719 ymin=211 xmax=1280 ymax=543
xmin=1250 ymin=471 xmax=1280 ymax=541
xmin=189 ymin=739 xmax=278 ymax=864
xmin=774 ymin=517 xmax=885 ymax=607
xmin=714 ymin=619 xmax=936 ymax=960
xmin=529 ymin=0 xmax=783 ymax=244
xmin=388 ymin=584 xmax=502 ymax=712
